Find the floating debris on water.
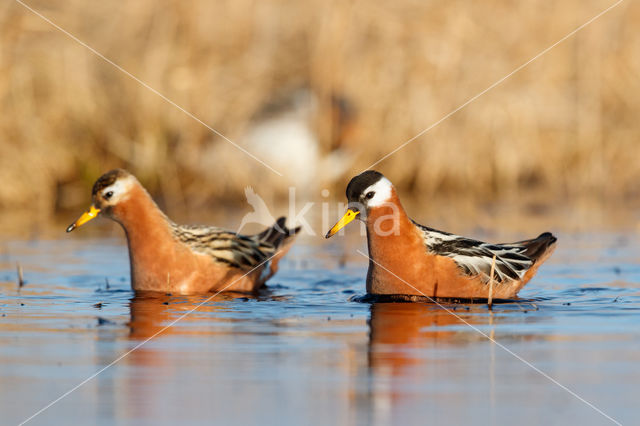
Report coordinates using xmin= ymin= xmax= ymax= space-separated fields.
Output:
xmin=488 ymin=254 xmax=496 ymax=311
xmin=97 ymin=317 xmax=116 ymax=326
xmin=16 ymin=263 xmax=24 ymax=289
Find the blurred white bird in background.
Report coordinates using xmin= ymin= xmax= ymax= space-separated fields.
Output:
xmin=244 ymin=88 xmax=357 ymax=197
xmin=194 ymin=87 xmax=358 ymax=205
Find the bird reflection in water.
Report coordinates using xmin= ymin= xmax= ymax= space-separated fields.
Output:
xmin=127 ymin=290 xmax=284 ymax=340
xmin=364 ymin=301 xmax=493 ymax=422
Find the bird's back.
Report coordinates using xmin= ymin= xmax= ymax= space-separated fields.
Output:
xmin=415 ymin=221 xmax=557 ymax=286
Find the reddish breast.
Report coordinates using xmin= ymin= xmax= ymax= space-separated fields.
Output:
xmin=365 ymin=190 xmax=438 ymax=295
xmin=364 ymin=190 xmax=504 ymax=298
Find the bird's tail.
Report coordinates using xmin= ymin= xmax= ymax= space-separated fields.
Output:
xmin=510 ymin=232 xmax=557 ymax=285
xmin=511 ymin=232 xmax=557 ymax=263
xmin=256 ymin=217 xmax=301 ymax=248
xmin=255 ymin=217 xmax=301 ymax=285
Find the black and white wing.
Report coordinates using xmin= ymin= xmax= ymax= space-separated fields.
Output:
xmin=171 ymin=224 xmax=276 ymax=270
xmin=413 ymin=221 xmax=534 ymax=283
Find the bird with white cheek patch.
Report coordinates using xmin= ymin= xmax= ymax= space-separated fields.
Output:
xmin=326 ymin=170 xmax=557 ymax=300
xmin=67 ymin=169 xmax=300 ymax=294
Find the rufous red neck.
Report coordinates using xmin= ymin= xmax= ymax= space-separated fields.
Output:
xmin=111 ymin=184 xmax=171 ymax=240
xmin=365 ymin=188 xmax=412 ymax=236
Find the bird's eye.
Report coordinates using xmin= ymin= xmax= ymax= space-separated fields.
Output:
xmin=104 ymin=191 xmax=114 ymax=200
xmin=365 ymin=191 xmax=375 ymax=200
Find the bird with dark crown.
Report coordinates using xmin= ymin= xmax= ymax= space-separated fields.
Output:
xmin=67 ymin=169 xmax=300 ymax=294
xmin=326 ymin=170 xmax=556 ymax=299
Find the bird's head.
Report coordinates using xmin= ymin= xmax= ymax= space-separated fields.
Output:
xmin=325 ymin=170 xmax=396 ymax=238
xmin=66 ymin=169 xmax=138 ymax=232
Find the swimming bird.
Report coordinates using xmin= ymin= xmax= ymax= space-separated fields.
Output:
xmin=325 ymin=171 xmax=556 ymax=299
xmin=67 ymin=169 xmax=300 ymax=294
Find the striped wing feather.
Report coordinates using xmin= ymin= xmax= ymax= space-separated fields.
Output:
xmin=171 ymin=224 xmax=276 ymax=270
xmin=412 ymin=221 xmax=534 ymax=284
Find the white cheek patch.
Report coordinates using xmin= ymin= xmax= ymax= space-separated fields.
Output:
xmin=363 ymin=177 xmax=393 ymax=208
xmin=103 ymin=176 xmax=135 ymax=203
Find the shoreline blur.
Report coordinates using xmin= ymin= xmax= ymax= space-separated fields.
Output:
xmin=1 ymin=0 xmax=638 ymax=231
xmin=2 ymin=195 xmax=639 ymax=241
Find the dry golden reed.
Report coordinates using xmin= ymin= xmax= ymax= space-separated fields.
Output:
xmin=1 ymin=0 xmax=638 ymax=220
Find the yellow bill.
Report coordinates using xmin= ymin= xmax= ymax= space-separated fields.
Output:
xmin=66 ymin=205 xmax=101 ymax=233
xmin=325 ymin=208 xmax=360 ymax=238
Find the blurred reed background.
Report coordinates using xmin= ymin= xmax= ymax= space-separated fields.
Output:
xmin=1 ymin=0 xmax=638 ymax=230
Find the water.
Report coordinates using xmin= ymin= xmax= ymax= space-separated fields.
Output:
xmin=0 ymin=232 xmax=639 ymax=425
